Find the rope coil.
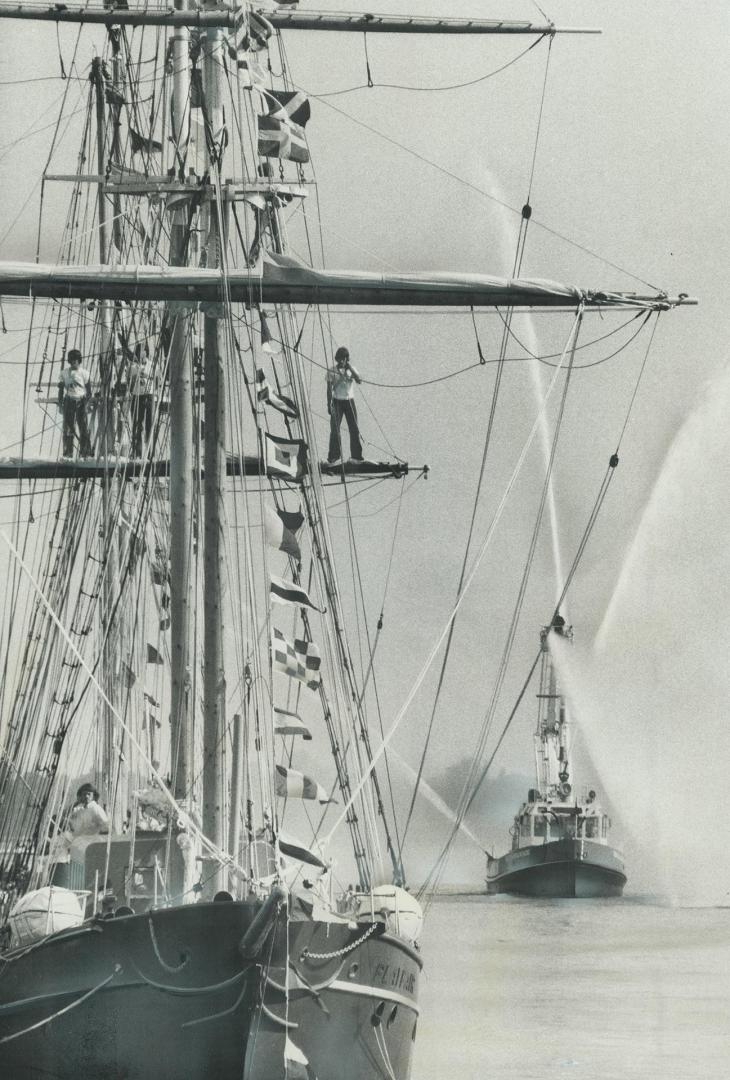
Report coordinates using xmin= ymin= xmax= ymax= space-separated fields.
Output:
xmin=148 ymin=916 xmax=190 ymax=973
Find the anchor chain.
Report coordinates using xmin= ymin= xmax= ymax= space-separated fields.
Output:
xmin=300 ymin=922 xmax=378 ymax=962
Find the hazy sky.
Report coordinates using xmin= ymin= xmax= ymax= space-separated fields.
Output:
xmin=0 ymin=2 xmax=727 ymax=893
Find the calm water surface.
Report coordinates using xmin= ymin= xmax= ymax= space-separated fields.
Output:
xmin=413 ymin=894 xmax=730 ymax=1080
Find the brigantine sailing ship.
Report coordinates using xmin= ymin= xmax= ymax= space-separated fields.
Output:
xmin=0 ymin=3 xmax=691 ymax=1078
xmin=486 ymin=615 xmax=627 ymax=898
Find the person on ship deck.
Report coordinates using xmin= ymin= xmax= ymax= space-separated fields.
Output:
xmin=68 ymin=783 xmax=109 ymax=838
xmin=49 ymin=783 xmax=109 ymax=886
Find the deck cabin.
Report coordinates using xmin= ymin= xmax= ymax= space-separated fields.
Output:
xmin=67 ymin=832 xmax=186 ymax=915
xmin=512 ymin=790 xmax=611 ymax=849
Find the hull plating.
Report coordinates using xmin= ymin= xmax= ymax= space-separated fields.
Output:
xmin=0 ymin=900 xmax=421 ymax=1080
xmin=487 ymin=839 xmax=626 ymax=898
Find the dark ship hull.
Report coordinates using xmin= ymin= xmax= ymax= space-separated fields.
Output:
xmin=0 ymin=899 xmax=420 ymax=1080
xmin=486 ymin=838 xmax=626 ymax=898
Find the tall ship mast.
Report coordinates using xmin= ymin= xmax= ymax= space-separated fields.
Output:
xmin=486 ymin=615 xmax=627 ymax=898
xmin=0 ymin=3 xmax=689 ymax=1077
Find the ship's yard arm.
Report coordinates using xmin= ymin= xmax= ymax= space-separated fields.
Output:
xmin=0 ymin=6 xmax=600 ymax=36
xmin=0 ymin=260 xmax=698 ymax=310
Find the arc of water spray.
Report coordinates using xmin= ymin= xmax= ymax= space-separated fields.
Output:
xmin=388 ymin=748 xmax=485 ymax=851
xmin=527 ymin=322 xmax=566 ymax=608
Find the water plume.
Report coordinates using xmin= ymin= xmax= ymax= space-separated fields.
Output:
xmin=484 ymin=169 xmax=566 ymax=609
xmin=550 ymin=363 xmax=730 ymax=905
xmin=390 ymin=748 xmax=485 ymax=851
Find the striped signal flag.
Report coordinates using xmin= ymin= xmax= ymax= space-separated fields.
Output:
xmin=275 ymin=764 xmax=333 ymax=804
xmin=270 ymin=574 xmax=323 ymax=613
xmin=274 ymin=707 xmax=312 ymax=741
xmin=256 ymin=369 xmax=299 ymax=420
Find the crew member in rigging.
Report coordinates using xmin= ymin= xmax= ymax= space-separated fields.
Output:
xmin=326 ymin=345 xmax=364 ymax=465
xmin=57 ymin=348 xmax=93 ymax=459
xmin=127 ymin=343 xmax=156 ymax=457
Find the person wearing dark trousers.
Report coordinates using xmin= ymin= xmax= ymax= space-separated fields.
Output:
xmin=326 ymin=345 xmax=363 ymax=464
xmin=128 ymin=348 xmax=155 ymax=457
xmin=57 ymin=349 xmax=93 ymax=459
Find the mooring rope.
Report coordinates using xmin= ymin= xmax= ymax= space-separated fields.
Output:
xmin=0 ymin=966 xmax=119 ymax=1044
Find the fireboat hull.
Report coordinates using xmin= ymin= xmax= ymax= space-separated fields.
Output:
xmin=486 ymin=838 xmax=626 ymax=898
xmin=0 ymin=899 xmax=421 ymax=1080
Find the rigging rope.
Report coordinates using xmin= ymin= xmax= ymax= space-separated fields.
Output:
xmin=272 ymin=31 xmax=405 ymax=883
xmin=362 ymin=30 xmax=374 ymax=89
xmin=55 ymin=21 xmax=66 ymax=80
xmin=0 ymin=967 xmax=120 ymax=1044
xmin=401 ymin=37 xmax=558 ymax=844
xmin=0 ymin=26 xmax=199 ymax=885
xmin=456 ymin=313 xmax=581 ymax=822
xmin=297 ymin=86 xmax=663 ymax=291
xmin=421 ymin=456 xmax=610 ymax=903
xmin=400 ymin=320 xmax=508 ymax=851
xmin=325 ymin=471 xmax=426 ymax=518
xmin=522 ymin=32 xmax=553 ymax=228
xmin=402 ymin=304 xmax=582 ymax=853
xmin=312 ymin=35 xmax=546 ymax=96
xmin=0 ymin=102 xmax=89 ymax=161
xmin=0 ymin=530 xmax=249 ymax=880
xmin=290 ymin=309 xmax=654 ymax=388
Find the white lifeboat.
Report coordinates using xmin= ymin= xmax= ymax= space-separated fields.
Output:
xmin=8 ymin=886 xmax=85 ymax=947
xmin=357 ymin=885 xmax=423 ymax=944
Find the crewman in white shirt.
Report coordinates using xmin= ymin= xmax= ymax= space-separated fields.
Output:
xmin=326 ymin=345 xmax=364 ymax=464
xmin=57 ymin=349 xmax=93 ymax=459
xmin=128 ymin=347 xmax=156 ymax=457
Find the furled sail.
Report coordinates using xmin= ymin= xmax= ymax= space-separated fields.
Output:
xmin=0 ymin=255 xmax=691 ymax=310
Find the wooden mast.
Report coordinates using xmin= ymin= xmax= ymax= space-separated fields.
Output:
xmin=229 ymin=713 xmax=244 ymax=893
xmin=168 ymin=0 xmax=195 ymax=810
xmin=200 ymin=0 xmax=227 ymax=896
xmin=91 ymin=55 xmax=123 ymax=826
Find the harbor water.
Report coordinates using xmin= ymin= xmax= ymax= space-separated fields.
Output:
xmin=414 ymin=893 xmax=730 ymax=1080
